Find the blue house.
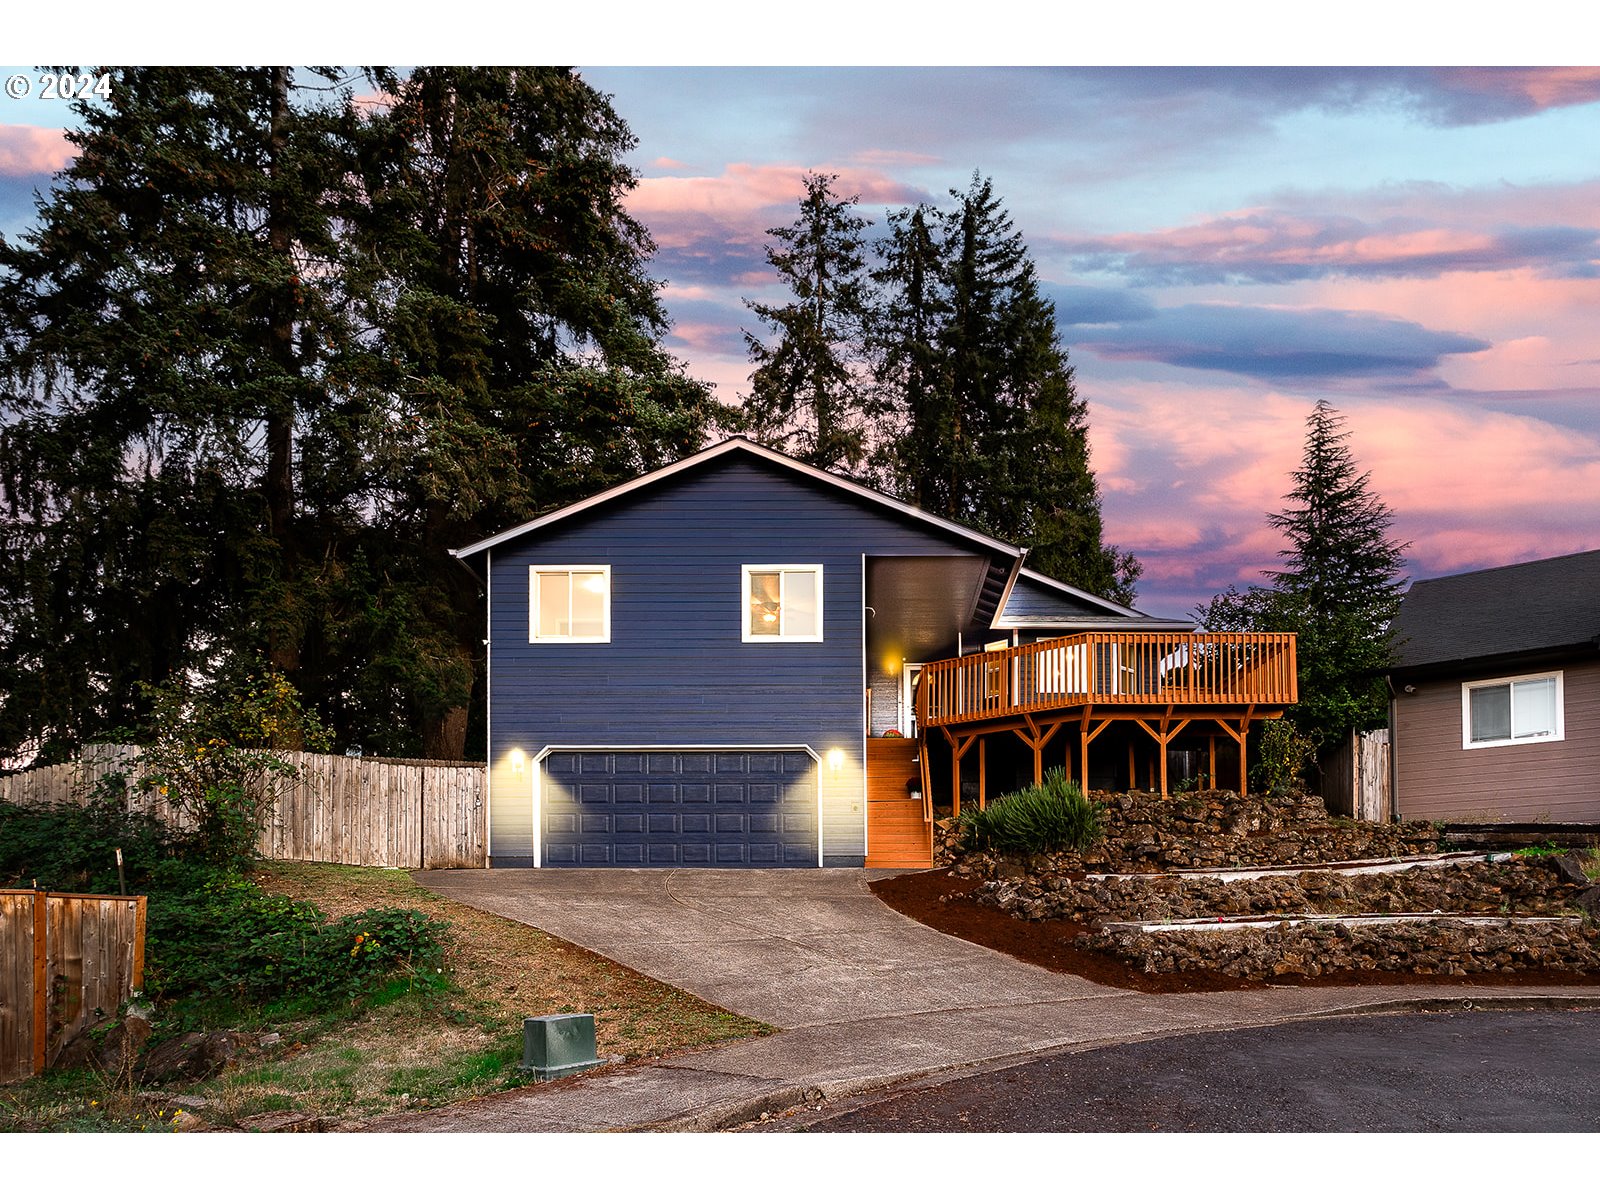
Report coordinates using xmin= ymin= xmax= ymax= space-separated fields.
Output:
xmin=453 ymin=438 xmax=1294 ymax=869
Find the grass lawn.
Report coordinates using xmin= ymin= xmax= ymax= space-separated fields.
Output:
xmin=0 ymin=862 xmax=770 ymax=1131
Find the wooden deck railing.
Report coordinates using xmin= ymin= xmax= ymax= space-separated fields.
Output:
xmin=916 ymin=631 xmax=1297 ymax=729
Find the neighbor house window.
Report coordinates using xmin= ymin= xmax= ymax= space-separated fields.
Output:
xmin=1462 ymin=671 xmax=1563 ymax=748
xmin=530 ymin=566 xmax=610 ymax=642
xmin=742 ymin=565 xmax=822 ymax=641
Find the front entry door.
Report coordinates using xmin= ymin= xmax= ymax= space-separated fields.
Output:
xmin=900 ymin=663 xmax=925 ymax=737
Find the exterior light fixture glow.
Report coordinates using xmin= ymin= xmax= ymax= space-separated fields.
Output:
xmin=825 ymin=748 xmax=845 ymax=771
xmin=510 ymin=748 xmax=526 ymax=774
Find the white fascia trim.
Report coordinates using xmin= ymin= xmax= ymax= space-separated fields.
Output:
xmin=451 ymin=437 xmax=1025 ymax=561
xmin=485 ymin=548 xmax=493 ymax=866
xmin=1460 ymin=669 xmax=1565 ymax=750
xmin=860 ymin=554 xmax=869 ymax=860
xmin=993 ymin=618 xmax=1197 ymax=632
xmin=531 ymin=744 xmax=826 ymax=869
xmin=987 ymin=553 xmax=1028 ymax=631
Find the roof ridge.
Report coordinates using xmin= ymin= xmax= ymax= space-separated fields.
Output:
xmin=1411 ymin=546 xmax=1600 ymax=588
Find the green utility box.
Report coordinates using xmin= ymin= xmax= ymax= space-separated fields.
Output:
xmin=522 ymin=1013 xmax=605 ymax=1081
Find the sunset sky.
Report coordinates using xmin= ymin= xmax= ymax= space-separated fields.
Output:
xmin=3 ymin=59 xmax=1596 ymax=620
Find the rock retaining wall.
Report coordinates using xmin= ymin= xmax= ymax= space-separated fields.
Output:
xmin=941 ymin=788 xmax=1440 ymax=875
xmin=1078 ymin=918 xmax=1600 ymax=979
xmin=976 ymin=855 xmax=1596 ymax=925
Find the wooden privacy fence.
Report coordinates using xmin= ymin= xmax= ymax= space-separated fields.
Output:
xmin=0 ymin=747 xmax=486 ymax=870
xmin=0 ymin=890 xmax=146 ymax=1082
xmin=1320 ymin=728 xmax=1392 ymax=821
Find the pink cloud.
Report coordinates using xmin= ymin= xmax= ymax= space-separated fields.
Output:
xmin=0 ymin=125 xmax=73 ymax=176
xmin=1063 ymin=206 xmax=1596 ymax=284
xmin=652 ymin=156 xmax=688 ymax=170
xmin=1295 ymin=270 xmax=1600 ymax=394
xmin=629 ymin=162 xmax=919 ymax=224
xmin=1078 ymin=375 xmax=1600 ymax=615
xmin=1436 ymin=66 xmax=1600 ymax=112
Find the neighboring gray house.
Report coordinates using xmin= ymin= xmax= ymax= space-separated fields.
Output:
xmin=1388 ymin=549 xmax=1600 ymax=824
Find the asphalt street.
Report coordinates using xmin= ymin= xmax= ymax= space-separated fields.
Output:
xmin=775 ymin=1008 xmax=1600 ymax=1132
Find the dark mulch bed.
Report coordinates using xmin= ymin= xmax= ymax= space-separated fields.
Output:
xmin=869 ymin=868 xmax=1600 ymax=995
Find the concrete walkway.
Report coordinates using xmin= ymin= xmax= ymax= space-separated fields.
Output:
xmin=358 ymin=868 xmax=1600 ymax=1132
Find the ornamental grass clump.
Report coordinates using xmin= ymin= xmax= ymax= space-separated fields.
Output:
xmin=958 ymin=768 xmax=1105 ymax=855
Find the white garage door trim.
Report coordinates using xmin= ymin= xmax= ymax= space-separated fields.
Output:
xmin=533 ymin=744 xmax=823 ymax=868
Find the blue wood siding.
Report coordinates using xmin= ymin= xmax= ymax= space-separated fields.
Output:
xmin=998 ymin=575 xmax=1109 ymax=622
xmin=487 ymin=456 xmax=989 ymax=864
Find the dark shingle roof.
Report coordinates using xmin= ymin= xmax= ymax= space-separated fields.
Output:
xmin=1389 ymin=548 xmax=1600 ymax=672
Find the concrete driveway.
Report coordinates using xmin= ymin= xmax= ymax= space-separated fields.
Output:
xmin=411 ymin=867 xmax=1110 ymax=1028
xmin=377 ymin=867 xmax=1600 ymax=1132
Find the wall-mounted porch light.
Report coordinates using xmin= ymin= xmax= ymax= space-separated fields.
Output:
xmin=510 ymin=748 xmax=526 ymax=774
xmin=825 ymin=748 xmax=845 ymax=771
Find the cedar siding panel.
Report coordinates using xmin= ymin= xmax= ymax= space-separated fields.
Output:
xmin=1394 ymin=658 xmax=1600 ymax=823
xmin=487 ymin=458 xmax=989 ymax=864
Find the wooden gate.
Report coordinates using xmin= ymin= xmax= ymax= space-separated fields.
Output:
xmin=1320 ymin=728 xmax=1392 ymax=821
xmin=0 ymin=890 xmax=146 ymax=1082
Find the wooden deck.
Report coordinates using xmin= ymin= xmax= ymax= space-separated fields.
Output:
xmin=916 ymin=631 xmax=1297 ymax=801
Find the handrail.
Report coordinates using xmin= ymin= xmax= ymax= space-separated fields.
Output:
xmin=916 ymin=630 xmax=1297 ymax=729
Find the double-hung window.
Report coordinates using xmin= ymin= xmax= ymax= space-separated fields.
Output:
xmin=1462 ymin=671 xmax=1563 ymax=748
xmin=742 ymin=565 xmax=823 ymax=642
xmin=530 ymin=566 xmax=610 ymax=642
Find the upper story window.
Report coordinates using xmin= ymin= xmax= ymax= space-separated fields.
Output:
xmin=530 ymin=566 xmax=610 ymax=642
xmin=742 ymin=565 xmax=822 ymax=642
xmin=1462 ymin=671 xmax=1563 ymax=748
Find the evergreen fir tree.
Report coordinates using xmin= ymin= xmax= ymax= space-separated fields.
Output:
xmin=320 ymin=66 xmax=725 ymax=757
xmin=1196 ymin=400 xmax=1408 ymax=749
xmin=892 ymin=174 xmax=1140 ymax=603
xmin=870 ymin=203 xmax=948 ymax=504
xmin=742 ymin=173 xmax=875 ymax=473
xmin=0 ymin=67 xmax=357 ymax=759
xmin=0 ymin=66 xmax=722 ymax=765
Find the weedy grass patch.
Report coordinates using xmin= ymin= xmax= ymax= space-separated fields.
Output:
xmin=1 ymin=859 xmax=770 ymax=1131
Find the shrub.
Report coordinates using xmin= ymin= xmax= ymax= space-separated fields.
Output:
xmin=0 ymin=796 xmax=177 ymax=893
xmin=958 ymin=768 xmax=1105 ymax=855
xmin=133 ymin=665 xmax=332 ymax=867
xmin=0 ymin=798 xmax=445 ymax=1023
xmin=146 ymin=872 xmax=447 ymax=1019
xmin=1251 ymin=719 xmax=1318 ymax=796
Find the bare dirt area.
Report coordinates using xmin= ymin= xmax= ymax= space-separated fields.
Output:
xmin=870 ymin=866 xmax=1600 ymax=994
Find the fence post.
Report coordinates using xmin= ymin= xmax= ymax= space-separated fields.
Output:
xmin=31 ymin=890 xmax=46 ymax=1075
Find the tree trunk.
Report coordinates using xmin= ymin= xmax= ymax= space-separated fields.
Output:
xmin=422 ymin=704 xmax=471 ymax=761
xmin=265 ymin=65 xmax=300 ymax=677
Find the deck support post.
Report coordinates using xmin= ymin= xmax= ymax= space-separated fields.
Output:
xmin=978 ymin=737 xmax=987 ymax=810
xmin=944 ymin=731 xmax=978 ymax=818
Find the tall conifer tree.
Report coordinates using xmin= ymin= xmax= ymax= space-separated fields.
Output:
xmin=0 ymin=67 xmax=355 ymax=758
xmin=0 ymin=67 xmax=720 ymax=764
xmin=742 ymin=173 xmax=875 ymax=473
xmin=1196 ymin=400 xmax=1408 ymax=748
xmin=885 ymin=175 xmax=1140 ymax=603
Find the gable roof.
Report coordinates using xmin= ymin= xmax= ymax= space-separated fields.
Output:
xmin=451 ymin=436 xmax=1024 ymax=562
xmin=452 ymin=435 xmax=1183 ymax=629
xmin=1389 ymin=548 xmax=1600 ymax=673
xmin=996 ymin=566 xmax=1192 ymax=631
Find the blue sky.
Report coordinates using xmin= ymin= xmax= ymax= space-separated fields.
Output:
xmin=2 ymin=54 xmax=1597 ymax=619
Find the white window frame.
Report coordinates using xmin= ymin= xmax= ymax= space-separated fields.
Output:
xmin=529 ymin=565 xmax=611 ymax=643
xmin=1460 ymin=670 xmax=1564 ymax=749
xmin=741 ymin=564 xmax=824 ymax=643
